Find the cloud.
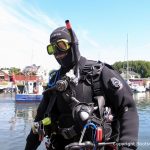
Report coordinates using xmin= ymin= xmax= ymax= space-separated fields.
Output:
xmin=0 ymin=1 xmax=60 ymax=70
xmin=0 ymin=1 xmax=98 ymax=69
xmin=0 ymin=0 xmax=119 ymax=70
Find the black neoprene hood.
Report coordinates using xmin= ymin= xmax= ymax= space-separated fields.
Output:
xmin=49 ymin=26 xmax=80 ymax=69
xmin=50 ymin=27 xmax=72 ymax=43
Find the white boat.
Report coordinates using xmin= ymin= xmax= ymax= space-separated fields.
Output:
xmin=0 ymin=85 xmax=4 ymax=93
xmin=130 ymin=84 xmax=146 ymax=93
xmin=15 ymin=81 xmax=43 ymax=102
xmin=135 ymin=85 xmax=146 ymax=93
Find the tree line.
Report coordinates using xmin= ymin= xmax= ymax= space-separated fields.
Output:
xmin=1 ymin=67 xmax=21 ymax=75
xmin=112 ymin=60 xmax=150 ymax=78
xmin=1 ymin=60 xmax=150 ymax=78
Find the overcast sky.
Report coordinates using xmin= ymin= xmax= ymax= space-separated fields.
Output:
xmin=0 ymin=0 xmax=150 ymax=70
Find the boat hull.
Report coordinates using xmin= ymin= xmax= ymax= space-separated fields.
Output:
xmin=15 ymin=94 xmax=43 ymax=102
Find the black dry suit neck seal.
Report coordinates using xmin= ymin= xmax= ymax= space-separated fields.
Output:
xmin=65 ymin=20 xmax=80 ymax=84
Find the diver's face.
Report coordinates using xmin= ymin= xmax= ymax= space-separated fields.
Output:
xmin=54 ymin=47 xmax=75 ymax=68
xmin=54 ymin=49 xmax=68 ymax=60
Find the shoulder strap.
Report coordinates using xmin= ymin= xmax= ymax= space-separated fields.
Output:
xmin=91 ymin=61 xmax=105 ymax=118
xmin=81 ymin=61 xmax=104 ymax=96
xmin=91 ymin=61 xmax=104 ymax=97
xmin=44 ymin=92 xmax=57 ymax=117
xmin=82 ymin=61 xmax=105 ymax=118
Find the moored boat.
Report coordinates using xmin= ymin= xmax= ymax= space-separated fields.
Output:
xmin=15 ymin=93 xmax=43 ymax=102
xmin=134 ymin=85 xmax=146 ymax=93
xmin=15 ymin=81 xmax=43 ymax=102
xmin=0 ymin=85 xmax=4 ymax=93
xmin=130 ymin=84 xmax=146 ymax=93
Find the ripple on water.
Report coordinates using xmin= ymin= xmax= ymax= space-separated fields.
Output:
xmin=0 ymin=93 xmax=150 ymax=150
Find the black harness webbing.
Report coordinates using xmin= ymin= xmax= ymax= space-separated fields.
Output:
xmin=82 ymin=61 xmax=105 ymax=119
xmin=45 ymin=92 xmax=57 ymax=117
xmin=45 ymin=61 xmax=106 ymax=119
xmin=91 ymin=62 xmax=105 ymax=119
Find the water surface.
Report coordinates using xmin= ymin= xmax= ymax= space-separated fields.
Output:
xmin=0 ymin=92 xmax=150 ymax=150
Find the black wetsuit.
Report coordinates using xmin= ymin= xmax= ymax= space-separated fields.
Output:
xmin=25 ymin=56 xmax=139 ymax=150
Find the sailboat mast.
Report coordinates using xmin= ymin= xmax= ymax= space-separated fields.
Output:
xmin=126 ymin=34 xmax=129 ymax=80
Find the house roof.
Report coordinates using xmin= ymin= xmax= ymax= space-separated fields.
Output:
xmin=0 ymin=70 xmax=9 ymax=76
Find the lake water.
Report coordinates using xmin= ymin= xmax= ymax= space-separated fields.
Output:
xmin=0 ymin=92 xmax=150 ymax=150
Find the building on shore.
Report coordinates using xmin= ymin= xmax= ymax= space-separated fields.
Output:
xmin=120 ymin=70 xmax=150 ymax=91
xmin=0 ymin=65 xmax=49 ymax=93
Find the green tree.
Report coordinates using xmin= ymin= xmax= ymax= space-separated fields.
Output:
xmin=9 ymin=67 xmax=21 ymax=75
xmin=113 ymin=60 xmax=150 ymax=78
